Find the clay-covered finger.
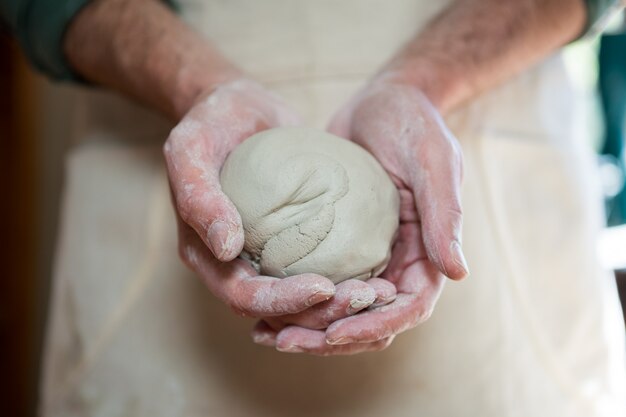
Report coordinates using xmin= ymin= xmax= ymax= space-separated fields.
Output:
xmin=225 ymin=273 xmax=337 ymax=317
xmin=326 ymin=261 xmax=444 ymax=344
xmin=365 ymin=277 xmax=397 ymax=308
xmin=411 ymin=124 xmax=468 ymax=280
xmin=276 ymin=326 xmax=395 ymax=356
xmin=164 ymin=122 xmax=245 ymax=262
xmin=272 ymin=279 xmax=376 ymax=329
xmin=178 ymin=217 xmax=336 ymax=317
xmin=325 ymin=294 xmax=425 ymax=345
xmin=326 ymin=260 xmax=445 ymax=344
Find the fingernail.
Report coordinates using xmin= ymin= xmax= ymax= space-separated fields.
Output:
xmin=346 ymin=286 xmax=376 ymax=314
xmin=370 ymin=294 xmax=397 ymax=309
xmin=326 ymin=336 xmax=353 ymax=345
xmin=252 ymin=333 xmax=274 ymax=346
xmin=276 ymin=344 xmax=304 ymax=353
xmin=306 ymin=290 xmax=335 ymax=307
xmin=347 ymin=296 xmax=375 ymax=314
xmin=207 ymin=221 xmax=230 ymax=258
xmin=450 ymin=241 xmax=469 ymax=277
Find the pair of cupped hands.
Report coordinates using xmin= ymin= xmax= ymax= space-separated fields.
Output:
xmin=163 ymin=73 xmax=468 ymax=356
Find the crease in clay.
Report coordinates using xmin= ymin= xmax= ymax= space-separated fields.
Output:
xmin=219 ymin=127 xmax=400 ymax=284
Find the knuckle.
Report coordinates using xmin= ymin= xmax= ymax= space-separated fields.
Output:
xmin=227 ymin=282 xmax=255 ymax=318
xmin=228 ymin=302 xmax=250 ymax=318
xmin=447 ymin=205 xmax=463 ymax=219
xmin=177 ymin=190 xmax=222 ymax=230
xmin=226 ymin=291 xmax=251 ymax=317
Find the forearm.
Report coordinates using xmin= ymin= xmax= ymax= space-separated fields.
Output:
xmin=385 ymin=0 xmax=586 ymax=114
xmin=63 ymin=0 xmax=242 ymax=120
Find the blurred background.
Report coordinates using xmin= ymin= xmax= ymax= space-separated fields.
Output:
xmin=1 ymin=33 xmax=78 ymax=417
xmin=1 ymin=12 xmax=626 ymax=417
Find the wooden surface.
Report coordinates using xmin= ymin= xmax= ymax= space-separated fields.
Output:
xmin=0 ymin=35 xmax=40 ymax=417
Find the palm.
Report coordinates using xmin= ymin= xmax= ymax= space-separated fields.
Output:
xmin=380 ymin=174 xmax=445 ymax=320
xmin=319 ymin=82 xmax=464 ymax=345
xmin=166 ymin=79 xmax=346 ymax=320
xmin=252 ymin=81 xmax=466 ymax=355
xmin=317 ymin=155 xmax=445 ymax=346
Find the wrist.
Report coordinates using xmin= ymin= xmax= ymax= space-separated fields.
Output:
xmin=64 ymin=0 xmax=242 ymax=121
xmin=377 ymin=55 xmax=470 ymax=115
xmin=168 ymin=56 xmax=243 ymax=119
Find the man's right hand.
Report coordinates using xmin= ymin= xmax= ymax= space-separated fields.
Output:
xmin=164 ymin=78 xmax=344 ymax=317
xmin=165 ymin=78 xmax=397 ymax=323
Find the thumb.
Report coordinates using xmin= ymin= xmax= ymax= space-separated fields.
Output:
xmin=164 ymin=135 xmax=245 ymax=262
xmin=413 ymin=140 xmax=468 ymax=280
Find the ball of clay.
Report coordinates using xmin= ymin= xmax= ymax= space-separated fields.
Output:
xmin=220 ymin=127 xmax=399 ymax=284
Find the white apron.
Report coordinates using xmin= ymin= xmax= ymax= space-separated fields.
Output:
xmin=41 ymin=1 xmax=626 ymax=416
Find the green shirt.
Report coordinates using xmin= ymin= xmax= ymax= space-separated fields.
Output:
xmin=0 ymin=0 xmax=177 ymax=80
xmin=0 ymin=0 xmax=621 ymax=82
